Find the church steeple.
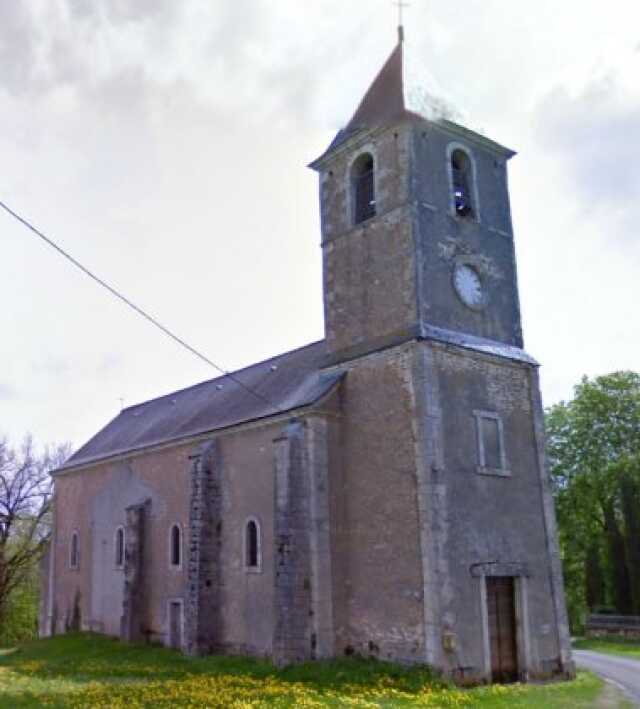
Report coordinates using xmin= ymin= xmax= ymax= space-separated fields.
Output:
xmin=343 ymin=39 xmax=405 ymax=137
xmin=312 ymin=35 xmax=523 ymax=365
xmin=312 ymin=33 xmax=460 ymax=167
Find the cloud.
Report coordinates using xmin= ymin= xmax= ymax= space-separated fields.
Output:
xmin=0 ymin=0 xmax=331 ymax=131
xmin=0 ymin=383 xmax=16 ymax=401
xmin=2 ymin=0 xmax=640 ymax=448
xmin=532 ymin=56 xmax=640 ymax=244
xmin=0 ymin=3 xmax=40 ymax=96
xmin=83 ymin=0 xmax=175 ymax=26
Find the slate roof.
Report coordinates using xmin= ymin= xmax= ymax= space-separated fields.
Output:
xmin=311 ymin=36 xmax=462 ymax=166
xmin=57 ymin=340 xmax=341 ymax=473
xmin=57 ymin=326 xmax=538 ymax=474
xmin=310 ymin=35 xmax=512 ymax=168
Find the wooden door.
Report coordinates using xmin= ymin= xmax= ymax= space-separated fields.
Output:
xmin=169 ymin=602 xmax=182 ymax=650
xmin=486 ymin=577 xmax=518 ymax=682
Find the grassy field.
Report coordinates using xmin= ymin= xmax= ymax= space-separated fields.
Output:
xmin=574 ymin=635 xmax=640 ymax=659
xmin=0 ymin=634 xmax=603 ymax=708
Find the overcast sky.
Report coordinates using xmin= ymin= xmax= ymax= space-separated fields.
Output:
xmin=1 ymin=0 xmax=639 ymax=450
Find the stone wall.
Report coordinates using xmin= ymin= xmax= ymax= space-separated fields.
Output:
xmin=185 ymin=440 xmax=222 ymax=655
xmin=48 ymin=336 xmax=573 ymax=682
xmin=50 ymin=444 xmax=193 ymax=642
xmin=272 ymin=420 xmax=313 ymax=665
xmin=411 ymin=122 xmax=523 ymax=348
xmin=49 ymin=418 xmax=294 ymax=657
xmin=414 ymin=340 xmax=573 ymax=680
xmin=319 ymin=124 xmax=419 ymax=363
xmin=121 ymin=500 xmax=150 ymax=643
xmin=324 ymin=343 xmax=426 ymax=663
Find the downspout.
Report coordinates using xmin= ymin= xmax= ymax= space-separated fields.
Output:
xmin=46 ymin=482 xmax=57 ymax=635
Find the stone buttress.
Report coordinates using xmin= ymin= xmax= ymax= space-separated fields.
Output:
xmin=272 ymin=417 xmax=334 ymax=665
xmin=185 ymin=440 xmax=223 ymax=655
xmin=121 ymin=499 xmax=151 ymax=642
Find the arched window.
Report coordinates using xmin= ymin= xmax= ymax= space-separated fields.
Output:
xmin=245 ymin=518 xmax=261 ymax=571
xmin=70 ymin=531 xmax=79 ymax=569
xmin=352 ymin=152 xmax=376 ymax=224
xmin=170 ymin=524 xmax=181 ymax=568
xmin=451 ymin=149 xmax=474 ymax=218
xmin=115 ymin=527 xmax=125 ymax=569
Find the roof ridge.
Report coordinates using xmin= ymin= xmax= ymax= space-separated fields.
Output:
xmin=122 ymin=339 xmax=326 ymax=413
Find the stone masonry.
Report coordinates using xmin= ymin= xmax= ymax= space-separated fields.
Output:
xmin=121 ymin=500 xmax=150 ymax=643
xmin=272 ymin=419 xmax=313 ymax=665
xmin=185 ymin=440 xmax=223 ymax=656
xmin=44 ymin=30 xmax=574 ymax=684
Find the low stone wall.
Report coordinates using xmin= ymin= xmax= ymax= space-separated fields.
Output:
xmin=586 ymin=614 xmax=640 ymax=640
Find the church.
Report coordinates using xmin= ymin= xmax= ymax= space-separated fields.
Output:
xmin=42 ymin=29 xmax=575 ymax=683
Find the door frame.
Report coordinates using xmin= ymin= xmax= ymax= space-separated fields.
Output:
xmin=166 ymin=597 xmax=185 ymax=651
xmin=478 ymin=570 xmax=531 ymax=682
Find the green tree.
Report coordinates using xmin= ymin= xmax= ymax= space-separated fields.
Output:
xmin=0 ymin=436 xmax=70 ymax=643
xmin=546 ymin=372 xmax=640 ymax=629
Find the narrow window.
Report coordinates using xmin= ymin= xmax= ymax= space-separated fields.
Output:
xmin=115 ymin=527 xmax=125 ymax=568
xmin=474 ymin=411 xmax=508 ymax=475
xmin=481 ymin=417 xmax=501 ymax=470
xmin=170 ymin=524 xmax=181 ymax=568
xmin=451 ymin=149 xmax=474 ymax=218
xmin=245 ymin=518 xmax=261 ymax=571
xmin=70 ymin=531 xmax=79 ymax=569
xmin=352 ymin=152 xmax=376 ymax=224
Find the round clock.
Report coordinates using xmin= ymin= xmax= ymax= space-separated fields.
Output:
xmin=453 ymin=264 xmax=484 ymax=309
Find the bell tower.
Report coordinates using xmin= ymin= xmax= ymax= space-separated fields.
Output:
xmin=310 ymin=34 xmax=524 ymax=365
xmin=306 ymin=28 xmax=574 ymax=681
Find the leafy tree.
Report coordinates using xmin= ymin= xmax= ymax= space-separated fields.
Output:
xmin=546 ymin=372 xmax=640 ymax=629
xmin=0 ymin=435 xmax=70 ymax=640
xmin=0 ymin=557 xmax=39 ymax=645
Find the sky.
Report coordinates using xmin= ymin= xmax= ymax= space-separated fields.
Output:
xmin=1 ymin=0 xmax=639 ymax=450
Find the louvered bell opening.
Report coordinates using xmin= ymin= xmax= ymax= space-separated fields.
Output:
xmin=354 ymin=168 xmax=376 ymax=223
xmin=452 ymin=167 xmax=473 ymax=217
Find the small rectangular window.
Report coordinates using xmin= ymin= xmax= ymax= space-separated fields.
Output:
xmin=474 ymin=411 xmax=509 ymax=476
xmin=481 ymin=417 xmax=501 ymax=470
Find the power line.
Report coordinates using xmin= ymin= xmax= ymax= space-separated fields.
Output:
xmin=0 ymin=198 xmax=278 ymax=413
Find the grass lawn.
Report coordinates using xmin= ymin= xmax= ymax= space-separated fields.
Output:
xmin=0 ymin=633 xmax=602 ymax=708
xmin=573 ymin=635 xmax=640 ymax=659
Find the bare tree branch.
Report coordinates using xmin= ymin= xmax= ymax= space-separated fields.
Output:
xmin=0 ymin=434 xmax=72 ymax=626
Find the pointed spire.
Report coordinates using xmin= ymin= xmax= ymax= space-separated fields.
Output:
xmin=310 ymin=32 xmax=463 ymax=168
xmin=345 ymin=39 xmax=406 ymax=134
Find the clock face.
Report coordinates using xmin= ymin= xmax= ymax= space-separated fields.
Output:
xmin=453 ymin=264 xmax=484 ymax=308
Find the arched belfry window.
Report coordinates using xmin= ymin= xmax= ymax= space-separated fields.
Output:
xmin=69 ymin=531 xmax=79 ymax=569
xmin=352 ymin=152 xmax=376 ymax=224
xmin=170 ymin=524 xmax=181 ymax=568
xmin=244 ymin=517 xmax=261 ymax=572
xmin=451 ymin=149 xmax=474 ymax=218
xmin=115 ymin=526 xmax=125 ymax=569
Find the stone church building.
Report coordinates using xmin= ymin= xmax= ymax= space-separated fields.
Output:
xmin=42 ymin=31 xmax=574 ymax=683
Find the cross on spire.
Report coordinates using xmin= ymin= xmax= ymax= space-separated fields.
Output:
xmin=392 ymin=0 xmax=411 ymax=41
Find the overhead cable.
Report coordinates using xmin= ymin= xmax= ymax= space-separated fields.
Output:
xmin=0 ymin=199 xmax=277 ymax=412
